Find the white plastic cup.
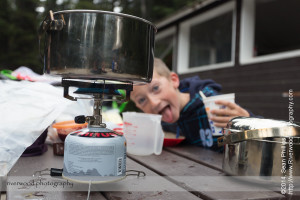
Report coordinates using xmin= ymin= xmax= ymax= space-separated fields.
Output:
xmin=203 ymin=93 xmax=235 ymax=136
xmin=122 ymin=112 xmax=164 ymax=156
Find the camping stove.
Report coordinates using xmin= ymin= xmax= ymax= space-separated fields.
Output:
xmin=40 ymin=9 xmax=156 ymax=183
xmin=60 ymin=79 xmax=132 ymax=183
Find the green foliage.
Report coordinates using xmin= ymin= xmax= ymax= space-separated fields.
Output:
xmin=75 ymin=0 xmax=100 ymax=10
xmin=0 ymin=0 xmax=42 ymax=73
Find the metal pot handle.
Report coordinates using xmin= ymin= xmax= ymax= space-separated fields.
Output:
xmin=218 ymin=126 xmax=300 ymax=146
xmin=38 ymin=10 xmax=65 ymax=35
xmin=38 ymin=10 xmax=65 ymax=63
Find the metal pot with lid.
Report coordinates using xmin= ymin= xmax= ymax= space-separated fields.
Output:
xmin=218 ymin=117 xmax=300 ymax=183
xmin=39 ymin=10 xmax=156 ymax=83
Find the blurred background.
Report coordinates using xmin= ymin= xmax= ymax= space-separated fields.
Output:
xmin=0 ymin=0 xmax=198 ymax=73
xmin=0 ymin=0 xmax=299 ymax=121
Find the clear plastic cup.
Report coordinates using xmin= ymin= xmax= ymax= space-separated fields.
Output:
xmin=203 ymin=93 xmax=235 ymax=136
xmin=122 ymin=112 xmax=164 ymax=156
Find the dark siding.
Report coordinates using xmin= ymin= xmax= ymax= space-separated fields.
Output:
xmin=180 ymin=58 xmax=300 ymax=121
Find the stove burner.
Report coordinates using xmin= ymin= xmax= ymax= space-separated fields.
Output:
xmin=62 ymin=78 xmax=133 ymax=128
xmin=62 ymin=79 xmax=133 ymax=101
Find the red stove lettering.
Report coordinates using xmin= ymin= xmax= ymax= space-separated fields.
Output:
xmin=100 ymin=132 xmax=111 ymax=137
xmin=78 ymin=132 xmax=119 ymax=138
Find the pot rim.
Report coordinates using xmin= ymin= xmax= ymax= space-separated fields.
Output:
xmin=227 ymin=137 xmax=300 ymax=144
xmin=218 ymin=125 xmax=300 ymax=146
xmin=53 ymin=9 xmax=157 ymax=32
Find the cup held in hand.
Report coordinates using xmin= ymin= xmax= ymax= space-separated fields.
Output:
xmin=202 ymin=93 xmax=235 ymax=136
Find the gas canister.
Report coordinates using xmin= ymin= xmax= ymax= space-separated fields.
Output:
xmin=63 ymin=127 xmax=126 ymax=183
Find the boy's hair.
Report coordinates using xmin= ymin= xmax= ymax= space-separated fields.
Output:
xmin=154 ymin=58 xmax=171 ymax=78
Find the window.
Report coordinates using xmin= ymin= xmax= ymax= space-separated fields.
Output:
xmin=155 ymin=27 xmax=176 ymax=71
xmin=240 ymin=0 xmax=300 ymax=64
xmin=177 ymin=1 xmax=236 ymax=74
xmin=189 ymin=12 xmax=233 ymax=67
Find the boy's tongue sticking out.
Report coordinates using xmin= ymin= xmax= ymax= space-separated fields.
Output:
xmin=160 ymin=105 xmax=173 ymax=123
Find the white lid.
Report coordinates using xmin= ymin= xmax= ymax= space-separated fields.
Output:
xmin=202 ymin=93 xmax=235 ymax=102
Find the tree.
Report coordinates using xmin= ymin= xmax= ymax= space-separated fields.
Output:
xmin=75 ymin=0 xmax=99 ymax=10
xmin=0 ymin=0 xmax=42 ymax=73
xmin=0 ymin=0 xmax=12 ymax=67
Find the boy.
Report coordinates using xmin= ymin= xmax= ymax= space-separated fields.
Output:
xmin=130 ymin=58 xmax=252 ymax=148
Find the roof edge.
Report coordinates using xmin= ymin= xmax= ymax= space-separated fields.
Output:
xmin=155 ymin=0 xmax=219 ymax=29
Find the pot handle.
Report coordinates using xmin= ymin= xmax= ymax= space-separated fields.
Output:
xmin=38 ymin=10 xmax=64 ymax=35
xmin=38 ymin=11 xmax=65 ymax=63
xmin=217 ymin=126 xmax=300 ymax=146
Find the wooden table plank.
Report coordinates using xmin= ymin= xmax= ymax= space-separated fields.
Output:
xmin=166 ymin=145 xmax=300 ymax=199
xmin=6 ymin=145 xmax=203 ymax=200
xmin=98 ymin=158 xmax=203 ymax=200
xmin=7 ymin=145 xmax=106 ymax=200
xmin=165 ymin=144 xmax=223 ymax=171
xmin=129 ymin=150 xmax=286 ymax=200
xmin=0 ymin=193 xmax=6 ymax=200
xmin=8 ymin=191 xmax=106 ymax=200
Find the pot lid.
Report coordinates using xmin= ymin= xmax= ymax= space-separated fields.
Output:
xmin=218 ymin=117 xmax=300 ymax=146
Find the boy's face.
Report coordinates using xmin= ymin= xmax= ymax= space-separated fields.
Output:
xmin=131 ymin=71 xmax=181 ymax=123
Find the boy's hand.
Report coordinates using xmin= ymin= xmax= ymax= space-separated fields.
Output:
xmin=209 ymin=100 xmax=250 ymax=128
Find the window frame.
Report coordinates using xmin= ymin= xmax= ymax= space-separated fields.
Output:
xmin=240 ymin=0 xmax=300 ymax=65
xmin=177 ymin=1 xmax=236 ymax=74
xmin=155 ymin=26 xmax=177 ymax=70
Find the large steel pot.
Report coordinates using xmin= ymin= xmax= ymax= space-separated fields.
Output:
xmin=40 ymin=10 xmax=156 ymax=83
xmin=218 ymin=117 xmax=300 ymax=184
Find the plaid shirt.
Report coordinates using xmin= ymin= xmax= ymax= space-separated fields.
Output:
xmin=177 ymin=76 xmax=222 ymax=150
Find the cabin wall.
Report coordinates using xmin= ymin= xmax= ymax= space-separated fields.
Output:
xmin=179 ymin=58 xmax=300 ymax=121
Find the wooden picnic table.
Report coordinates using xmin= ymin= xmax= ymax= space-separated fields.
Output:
xmin=3 ymin=143 xmax=296 ymax=200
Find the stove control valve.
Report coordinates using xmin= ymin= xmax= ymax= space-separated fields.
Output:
xmin=75 ymin=115 xmax=86 ymax=124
